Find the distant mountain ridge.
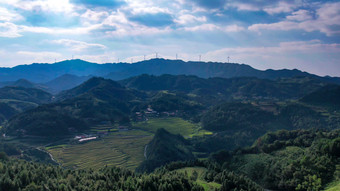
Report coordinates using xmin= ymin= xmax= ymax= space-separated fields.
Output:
xmin=1 ymin=59 xmax=339 ymax=84
xmin=45 ymin=74 xmax=92 ymax=94
xmin=0 ymin=79 xmax=48 ymax=90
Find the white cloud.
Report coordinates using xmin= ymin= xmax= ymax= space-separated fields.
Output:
xmin=124 ymin=0 xmax=171 ymax=15
xmin=249 ymin=21 xmax=298 ymax=32
xmin=22 ymin=24 xmax=99 ymax=34
xmin=286 ymin=9 xmax=312 ymax=21
xmin=204 ymin=40 xmax=340 ymax=57
xmin=175 ymin=14 xmax=206 ymax=25
xmin=81 ymin=9 xmax=109 ymax=22
xmin=224 ymin=24 xmax=245 ymax=32
xmin=103 ymin=11 xmax=129 ymax=25
xmin=0 ymin=7 xmax=23 ymax=22
xmin=227 ymin=3 xmax=260 ymax=11
xmin=0 ymin=22 xmax=101 ymax=38
xmin=50 ymin=39 xmax=106 ymax=52
xmin=184 ymin=23 xmax=244 ymax=33
xmin=263 ymin=2 xmax=296 ymax=15
xmin=248 ymin=2 xmax=340 ymax=36
xmin=1 ymin=0 xmax=75 ymax=14
xmin=184 ymin=24 xmax=219 ymax=31
xmin=105 ymin=24 xmax=173 ymax=37
xmin=92 ymin=10 xmax=174 ymax=37
xmin=0 ymin=22 xmax=21 ymax=37
xmin=131 ymin=6 xmax=171 ymax=15
xmin=17 ymin=51 xmax=63 ymax=63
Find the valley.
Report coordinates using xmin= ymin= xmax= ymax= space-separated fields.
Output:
xmin=0 ymin=59 xmax=339 ymax=191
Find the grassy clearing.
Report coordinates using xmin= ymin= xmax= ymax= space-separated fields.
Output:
xmin=47 ymin=130 xmax=152 ymax=170
xmin=325 ymin=180 xmax=340 ymax=191
xmin=176 ymin=167 xmax=221 ymax=191
xmin=133 ymin=117 xmax=210 ymax=138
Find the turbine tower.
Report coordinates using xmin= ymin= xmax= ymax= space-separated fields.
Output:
xmin=227 ymin=56 xmax=230 ymax=63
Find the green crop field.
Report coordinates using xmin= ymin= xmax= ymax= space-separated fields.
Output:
xmin=133 ymin=117 xmax=211 ymax=138
xmin=176 ymin=167 xmax=221 ymax=191
xmin=46 ymin=117 xmax=209 ymax=170
xmin=47 ymin=130 xmax=153 ymax=170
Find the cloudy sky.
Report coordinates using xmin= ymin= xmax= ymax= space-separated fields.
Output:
xmin=0 ymin=0 xmax=339 ymax=76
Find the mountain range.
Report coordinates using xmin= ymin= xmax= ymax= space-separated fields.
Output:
xmin=1 ymin=59 xmax=339 ymax=85
xmin=0 ymin=62 xmax=339 ymax=190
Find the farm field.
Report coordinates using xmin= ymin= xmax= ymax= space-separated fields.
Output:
xmin=133 ymin=117 xmax=212 ymax=137
xmin=47 ymin=130 xmax=153 ymax=170
xmin=46 ymin=117 xmax=209 ymax=170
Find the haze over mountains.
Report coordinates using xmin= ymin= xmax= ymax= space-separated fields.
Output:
xmin=0 ymin=59 xmax=339 ymax=87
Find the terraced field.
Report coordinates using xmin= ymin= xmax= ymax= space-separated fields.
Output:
xmin=47 ymin=130 xmax=153 ymax=170
xmin=47 ymin=117 xmax=209 ymax=170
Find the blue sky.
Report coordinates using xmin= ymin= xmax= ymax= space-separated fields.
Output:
xmin=0 ymin=0 xmax=339 ymax=76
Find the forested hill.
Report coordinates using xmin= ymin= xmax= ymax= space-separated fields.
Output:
xmin=301 ymin=85 xmax=340 ymax=107
xmin=5 ymin=77 xmax=138 ymax=136
xmin=0 ymin=86 xmax=52 ymax=124
xmin=44 ymin=74 xmax=92 ymax=94
xmin=120 ymin=74 xmax=329 ymax=101
xmin=55 ymin=77 xmax=135 ymax=101
xmin=0 ymin=59 xmax=339 ymax=84
xmin=0 ymin=86 xmax=52 ymax=104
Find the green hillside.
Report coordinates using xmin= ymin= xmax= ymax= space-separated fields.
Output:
xmin=137 ymin=128 xmax=195 ymax=173
xmin=121 ymin=74 xmax=328 ymax=102
xmin=301 ymin=85 xmax=340 ymax=108
xmin=218 ymin=129 xmax=340 ymax=190
xmin=5 ymin=78 xmax=136 ymax=137
xmin=0 ymin=86 xmax=52 ymax=125
xmin=0 ymin=86 xmax=52 ymax=104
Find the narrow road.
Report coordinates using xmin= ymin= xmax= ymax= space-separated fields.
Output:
xmin=144 ymin=144 xmax=148 ymax=159
xmin=36 ymin=147 xmax=61 ymax=166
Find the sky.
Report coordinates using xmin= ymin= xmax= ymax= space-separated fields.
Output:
xmin=0 ymin=0 xmax=339 ymax=76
